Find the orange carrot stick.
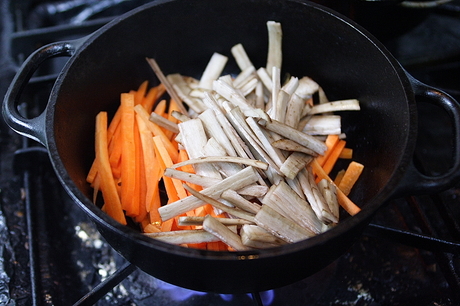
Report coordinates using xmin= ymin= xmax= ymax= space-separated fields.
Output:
xmin=316 ymin=134 xmax=339 ymax=166
xmin=160 ymin=217 xmax=174 ymax=232
xmin=321 ymin=139 xmax=347 ymax=176
xmin=168 ymin=99 xmax=181 ymax=123
xmin=94 ymin=111 xmax=126 ymax=225
xmin=88 ymin=108 xmax=124 ymax=184
xmin=91 ymin=172 xmax=100 ymax=204
xmin=107 ymin=108 xmax=122 ymax=143
xmin=144 ymin=222 xmax=162 ymax=233
xmin=109 ymin=128 xmax=123 ymax=173
xmin=134 ymin=104 xmax=179 ymax=163
xmin=154 ymin=99 xmax=167 ymax=115
xmin=339 ymin=148 xmax=353 ymax=159
xmin=338 ymin=161 xmax=364 ymax=196
xmin=153 ymin=99 xmax=175 ymax=139
xmin=120 ymin=93 xmax=137 ymax=216
xmin=311 ymin=159 xmax=361 ymax=216
xmin=133 ymin=120 xmax=146 ymax=220
xmin=142 ymin=83 xmax=166 ymax=112
xmin=207 ymin=241 xmax=221 ymax=251
xmin=148 ymin=186 xmax=162 ymax=224
xmin=334 ymin=169 xmax=346 ymax=186
xmin=153 ymin=136 xmax=187 ymax=200
xmin=134 ymin=80 xmax=149 ymax=105
xmin=136 ymin=114 xmax=162 ymax=213
xmin=86 ymin=163 xmax=98 ymax=185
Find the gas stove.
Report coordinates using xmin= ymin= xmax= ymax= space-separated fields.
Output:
xmin=1 ymin=1 xmax=460 ymax=305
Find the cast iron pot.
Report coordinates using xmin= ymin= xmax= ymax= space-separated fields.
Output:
xmin=3 ymin=0 xmax=460 ymax=293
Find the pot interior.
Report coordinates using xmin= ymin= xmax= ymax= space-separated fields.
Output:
xmin=47 ymin=0 xmax=414 ymax=291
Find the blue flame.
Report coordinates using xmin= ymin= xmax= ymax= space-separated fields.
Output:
xmin=157 ymin=280 xmax=207 ymax=302
xmin=156 ymin=279 xmax=275 ymax=305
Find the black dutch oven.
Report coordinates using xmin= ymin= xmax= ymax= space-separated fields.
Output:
xmin=3 ymin=0 xmax=460 ymax=293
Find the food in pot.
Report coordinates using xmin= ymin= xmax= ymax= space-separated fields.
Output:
xmin=87 ymin=21 xmax=363 ymax=250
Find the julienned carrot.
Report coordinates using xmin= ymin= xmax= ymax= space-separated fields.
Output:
xmin=161 ymin=217 xmax=174 ymax=232
xmin=86 ymin=163 xmax=98 ymax=185
xmin=154 ymin=100 xmax=175 ymax=139
xmin=133 ymin=104 xmax=179 ymax=163
xmin=320 ymin=139 xmax=347 ymax=177
xmin=339 ymin=147 xmax=353 ymax=159
xmin=311 ymin=159 xmax=361 ymax=216
xmin=338 ymin=161 xmax=364 ymax=196
xmin=154 ymin=99 xmax=167 ymax=115
xmin=135 ymin=80 xmax=149 ymax=106
xmin=334 ymin=169 xmax=346 ymax=186
xmin=315 ymin=134 xmax=339 ymax=166
xmin=168 ymin=99 xmax=181 ymax=122
xmin=153 ymin=136 xmax=188 ymax=200
xmin=109 ymin=129 xmax=123 ymax=179
xmin=207 ymin=241 xmax=219 ymax=251
xmin=177 ymin=149 xmax=215 ymax=219
xmin=148 ymin=186 xmax=162 ymax=224
xmin=87 ymin=108 xmax=123 ymax=184
xmin=91 ymin=172 xmax=100 ymax=204
xmin=94 ymin=111 xmax=127 ymax=225
xmin=120 ymin=93 xmax=138 ymax=216
xmin=144 ymin=222 xmax=162 ymax=233
xmin=136 ymin=114 xmax=162 ymax=217
xmin=134 ymin=121 xmax=148 ymax=223
xmin=142 ymin=83 xmax=166 ymax=111
xmin=177 ymin=149 xmax=202 ymax=191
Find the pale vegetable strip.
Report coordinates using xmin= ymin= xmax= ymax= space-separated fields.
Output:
xmin=254 ymin=205 xmax=314 ymax=243
xmin=149 ymin=111 xmax=180 ymax=134
xmin=240 ymin=224 xmax=287 ymax=248
xmin=164 ymin=168 xmax=222 ymax=188
xmin=145 ymin=229 xmax=220 ymax=245
xmin=183 ymin=184 xmax=256 ymax=223
xmin=199 ymin=52 xmax=228 ymax=90
xmin=203 ymin=215 xmax=251 ymax=251
xmin=266 ymin=21 xmax=282 ymax=76
xmin=231 ymin=43 xmax=254 ymax=71
xmin=158 ymin=166 xmax=259 ymax=221
xmin=145 ymin=57 xmax=187 ymax=114
xmin=178 ymin=216 xmax=254 ymax=226
xmin=257 ymin=118 xmax=327 ymax=155
xmin=308 ymin=99 xmax=360 ymax=115
xmin=169 ymin=156 xmax=269 ymax=171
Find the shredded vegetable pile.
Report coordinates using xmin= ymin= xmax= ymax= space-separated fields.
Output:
xmin=87 ymin=21 xmax=364 ymax=251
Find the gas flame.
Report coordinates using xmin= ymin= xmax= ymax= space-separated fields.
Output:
xmin=156 ymin=279 xmax=275 ymax=304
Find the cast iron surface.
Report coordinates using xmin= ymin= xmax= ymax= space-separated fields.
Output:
xmin=3 ymin=0 xmax=460 ymax=293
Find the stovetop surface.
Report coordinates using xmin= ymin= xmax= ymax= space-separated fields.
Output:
xmin=1 ymin=1 xmax=460 ymax=305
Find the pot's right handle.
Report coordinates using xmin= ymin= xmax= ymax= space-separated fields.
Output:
xmin=392 ymin=74 xmax=460 ymax=198
xmin=2 ymin=38 xmax=85 ymax=147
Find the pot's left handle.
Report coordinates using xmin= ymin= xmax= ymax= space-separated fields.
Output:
xmin=393 ymin=74 xmax=460 ymax=198
xmin=2 ymin=38 xmax=85 ymax=147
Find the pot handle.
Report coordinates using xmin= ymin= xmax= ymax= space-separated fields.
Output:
xmin=2 ymin=38 xmax=85 ymax=147
xmin=393 ymin=73 xmax=460 ymax=198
